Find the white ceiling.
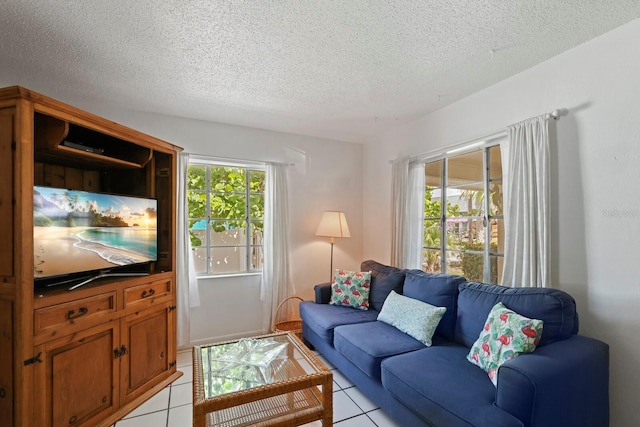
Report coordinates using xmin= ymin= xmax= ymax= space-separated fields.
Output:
xmin=2 ymin=1 xmax=639 ymax=143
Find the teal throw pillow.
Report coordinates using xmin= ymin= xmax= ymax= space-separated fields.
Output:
xmin=329 ymin=270 xmax=372 ymax=310
xmin=377 ymin=290 xmax=446 ymax=346
xmin=467 ymin=302 xmax=544 ymax=386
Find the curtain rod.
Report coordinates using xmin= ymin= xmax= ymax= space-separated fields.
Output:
xmin=392 ymin=108 xmax=565 ymax=164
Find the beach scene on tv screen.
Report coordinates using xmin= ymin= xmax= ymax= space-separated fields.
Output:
xmin=34 ymin=187 xmax=157 ymax=279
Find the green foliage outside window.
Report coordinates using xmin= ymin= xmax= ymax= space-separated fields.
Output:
xmin=423 ymin=187 xmax=500 ymax=282
xmin=187 ymin=165 xmax=265 ymax=248
xmin=460 ymin=242 xmax=498 ymax=283
xmin=423 ymin=188 xmax=462 ymax=272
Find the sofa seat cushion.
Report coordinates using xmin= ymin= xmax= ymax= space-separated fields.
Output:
xmin=299 ymin=301 xmax=378 ymax=344
xmin=334 ymin=321 xmax=427 ymax=380
xmin=455 ymin=282 xmax=578 ymax=349
xmin=381 ymin=343 xmax=523 ymax=427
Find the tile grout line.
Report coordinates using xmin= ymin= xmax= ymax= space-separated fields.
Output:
xmin=331 ymin=367 xmax=374 ymax=425
xmin=342 ymin=384 xmax=374 ymax=422
xmin=366 ymin=411 xmax=382 ymax=427
xmin=330 ymin=365 xmax=387 ymax=427
xmin=165 ymin=385 xmax=171 ymax=427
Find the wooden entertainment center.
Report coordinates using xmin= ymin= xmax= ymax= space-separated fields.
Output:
xmin=0 ymin=86 xmax=183 ymax=427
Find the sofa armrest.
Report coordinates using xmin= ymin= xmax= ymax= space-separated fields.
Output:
xmin=314 ymin=282 xmax=332 ymax=304
xmin=496 ymin=335 xmax=609 ymax=427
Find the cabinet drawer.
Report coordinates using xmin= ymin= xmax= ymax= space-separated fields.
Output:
xmin=35 ymin=292 xmax=116 ymax=337
xmin=124 ymin=280 xmax=172 ymax=308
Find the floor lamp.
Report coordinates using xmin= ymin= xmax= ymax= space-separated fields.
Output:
xmin=315 ymin=211 xmax=351 ymax=282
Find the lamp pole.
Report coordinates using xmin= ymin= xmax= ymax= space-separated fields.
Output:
xmin=329 ymin=237 xmax=335 ymax=283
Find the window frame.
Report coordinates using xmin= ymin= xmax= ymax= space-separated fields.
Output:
xmin=187 ymin=159 xmax=265 ymax=277
xmin=422 ymin=137 xmax=505 ymax=284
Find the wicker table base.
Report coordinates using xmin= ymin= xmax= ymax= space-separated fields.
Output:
xmin=193 ymin=332 xmax=332 ymax=427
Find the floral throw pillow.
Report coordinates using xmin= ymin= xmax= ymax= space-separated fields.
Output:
xmin=467 ymin=302 xmax=544 ymax=386
xmin=329 ymin=270 xmax=372 ymax=310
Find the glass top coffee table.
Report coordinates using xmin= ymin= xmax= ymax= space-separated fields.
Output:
xmin=193 ymin=331 xmax=332 ymax=427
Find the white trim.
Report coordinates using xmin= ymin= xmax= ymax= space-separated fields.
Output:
xmin=189 ymin=153 xmax=266 ymax=169
xmin=409 ymin=131 xmax=506 ymax=164
xmin=446 ymin=141 xmax=485 ymax=155
xmin=196 ymin=272 xmax=262 ymax=280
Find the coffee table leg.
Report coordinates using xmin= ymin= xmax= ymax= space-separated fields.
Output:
xmin=321 ymin=374 xmax=333 ymax=426
xmin=193 ymin=410 xmax=205 ymax=427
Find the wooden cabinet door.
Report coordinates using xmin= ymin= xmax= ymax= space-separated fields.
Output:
xmin=0 ymin=299 xmax=13 ymax=425
xmin=34 ymin=321 xmax=119 ymax=427
xmin=120 ymin=302 xmax=175 ymax=403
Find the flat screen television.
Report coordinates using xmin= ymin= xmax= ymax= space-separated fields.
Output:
xmin=34 ymin=185 xmax=157 ymax=290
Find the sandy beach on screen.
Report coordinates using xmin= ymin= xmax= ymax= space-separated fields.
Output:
xmin=33 ymin=226 xmax=148 ymax=278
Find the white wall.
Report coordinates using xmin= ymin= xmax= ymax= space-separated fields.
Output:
xmin=363 ymin=18 xmax=640 ymax=427
xmin=97 ymin=111 xmax=364 ymax=344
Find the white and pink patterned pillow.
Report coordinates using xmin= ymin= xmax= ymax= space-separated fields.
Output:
xmin=467 ymin=302 xmax=543 ymax=386
xmin=329 ymin=270 xmax=372 ymax=310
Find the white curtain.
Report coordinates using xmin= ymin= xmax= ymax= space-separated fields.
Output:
xmin=501 ymin=114 xmax=551 ymax=288
xmin=176 ymin=152 xmax=200 ymax=348
xmin=261 ymin=163 xmax=295 ymax=332
xmin=391 ymin=158 xmax=425 ymax=269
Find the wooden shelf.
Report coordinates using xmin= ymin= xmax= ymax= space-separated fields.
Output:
xmin=34 ymin=113 xmax=153 ymax=169
xmin=54 ymin=144 xmax=147 ymax=168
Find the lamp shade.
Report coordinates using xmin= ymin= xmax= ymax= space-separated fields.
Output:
xmin=315 ymin=211 xmax=351 ymax=238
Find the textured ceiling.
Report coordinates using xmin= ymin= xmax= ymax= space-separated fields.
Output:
xmin=2 ymin=1 xmax=640 ymax=143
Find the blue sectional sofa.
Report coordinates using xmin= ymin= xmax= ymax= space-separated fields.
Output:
xmin=300 ymin=260 xmax=609 ymax=427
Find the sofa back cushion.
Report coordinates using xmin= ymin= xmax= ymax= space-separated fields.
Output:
xmin=361 ymin=260 xmax=406 ymax=311
xmin=455 ymin=282 xmax=579 ymax=348
xmin=403 ymin=270 xmax=465 ymax=341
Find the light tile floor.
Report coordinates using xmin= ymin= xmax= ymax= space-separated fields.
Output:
xmin=114 ymin=348 xmax=401 ymax=427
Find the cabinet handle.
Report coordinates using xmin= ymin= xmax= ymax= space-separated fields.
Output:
xmin=67 ymin=307 xmax=88 ymax=320
xmin=141 ymin=289 xmax=155 ymax=298
xmin=114 ymin=345 xmax=128 ymax=358
xmin=0 ymin=387 xmax=6 ymax=398
xmin=69 ymin=415 xmax=77 ymax=424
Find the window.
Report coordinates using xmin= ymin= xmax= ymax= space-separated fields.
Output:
xmin=423 ymin=143 xmax=504 ymax=284
xmin=187 ymin=163 xmax=265 ymax=275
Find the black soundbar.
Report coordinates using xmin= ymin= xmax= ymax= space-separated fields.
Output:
xmin=62 ymin=140 xmax=105 ymax=155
